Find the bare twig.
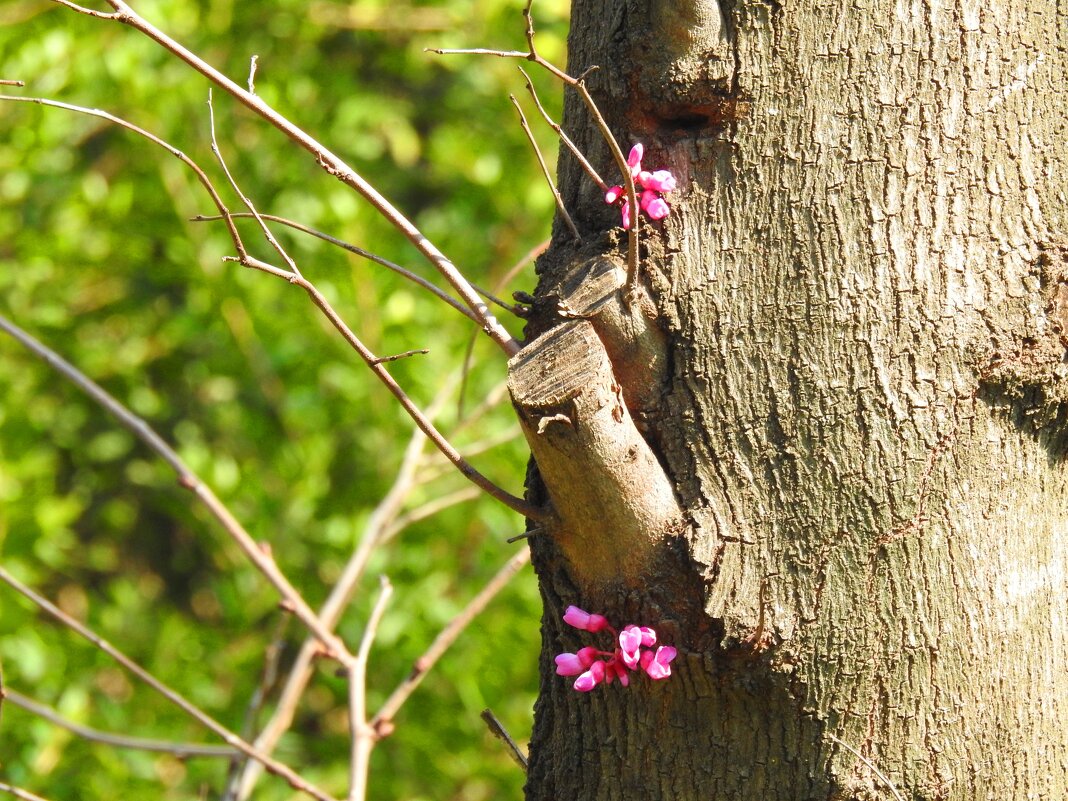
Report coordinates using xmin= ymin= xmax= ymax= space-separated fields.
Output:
xmin=207 ymin=90 xmax=301 ymax=277
xmin=0 ymin=313 xmax=353 ymax=660
xmin=3 ymin=689 xmax=237 ymax=758
xmin=225 ymin=256 xmax=543 ymax=520
xmin=429 ymin=0 xmax=640 ymax=285
xmin=826 ymin=733 xmax=906 ymax=801
xmin=347 ymin=577 xmax=393 ymax=801
xmin=370 ymin=548 xmax=530 ymax=730
xmin=193 ymin=213 xmax=489 ymax=321
xmin=49 ymin=0 xmax=521 ymax=356
xmin=480 ymin=708 xmax=528 ymax=772
xmin=371 ymin=349 xmax=429 ymax=365
xmin=0 ymin=567 xmax=340 ymax=801
xmin=0 ymin=783 xmax=52 ymax=801
xmin=510 ymin=94 xmax=580 ymax=241
xmin=518 ymin=66 xmax=606 ymax=191
xmin=0 ymin=79 xmax=25 ymax=86
xmin=247 ymin=55 xmax=259 ymax=94
xmin=0 ymin=95 xmax=540 ymax=519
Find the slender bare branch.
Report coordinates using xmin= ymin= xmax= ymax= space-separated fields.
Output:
xmin=0 ymin=567 xmax=340 ymax=801
xmin=371 ymin=548 xmax=530 ymax=731
xmin=192 ymin=212 xmax=485 ymax=322
xmin=0 ymin=313 xmax=353 ymax=660
xmin=0 ymin=80 xmax=25 ymax=86
xmin=0 ymin=95 xmax=245 ymax=253
xmin=480 ymin=708 xmax=528 ymax=772
xmin=510 ymin=94 xmax=580 ymax=241
xmin=371 ymin=349 xmax=429 ymax=365
xmin=3 ymin=689 xmax=237 ymax=758
xmin=49 ymin=0 xmax=521 ymax=356
xmin=207 ymin=90 xmax=301 ymax=277
xmin=0 ymin=783 xmax=52 ymax=801
xmin=429 ymin=0 xmax=640 ymax=285
xmin=0 ymin=95 xmax=541 ymax=520
xmin=227 ymin=256 xmax=544 ymax=520
xmin=518 ymin=66 xmax=606 ymax=191
xmin=347 ymin=577 xmax=393 ymax=801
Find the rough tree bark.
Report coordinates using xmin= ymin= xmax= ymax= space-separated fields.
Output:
xmin=512 ymin=0 xmax=1068 ymax=798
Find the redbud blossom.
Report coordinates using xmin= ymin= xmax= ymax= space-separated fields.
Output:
xmin=555 ymin=646 xmax=600 ymax=676
xmin=604 ymin=142 xmax=677 ymax=228
xmin=574 ymin=659 xmax=607 ymax=692
xmin=640 ymin=646 xmax=678 ymax=680
xmin=563 ymin=605 xmax=612 ymax=633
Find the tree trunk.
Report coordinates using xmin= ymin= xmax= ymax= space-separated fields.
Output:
xmin=516 ymin=0 xmax=1068 ymax=798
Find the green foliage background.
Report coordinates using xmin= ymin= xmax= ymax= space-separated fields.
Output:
xmin=0 ymin=0 xmax=568 ymax=798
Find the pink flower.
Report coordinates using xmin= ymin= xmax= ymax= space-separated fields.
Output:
xmin=574 ymin=660 xmax=606 ymax=692
xmin=640 ymin=646 xmax=677 ymax=680
xmin=641 ymin=192 xmax=670 ymax=221
xmin=604 ymin=143 xmax=677 ymax=227
xmin=626 ymin=143 xmax=644 ymax=177
xmin=618 ymin=625 xmax=644 ymax=669
xmin=563 ymin=605 xmax=611 ymax=633
xmin=555 ymin=646 xmax=600 ymax=676
xmin=643 ymin=169 xmax=677 ymax=193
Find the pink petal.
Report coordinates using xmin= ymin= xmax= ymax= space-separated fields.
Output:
xmin=555 ymin=652 xmax=586 ymax=676
xmin=574 ymin=660 xmax=606 ymax=692
xmin=621 ymin=201 xmax=632 ymax=229
xmin=644 ymin=197 xmax=670 ymax=220
xmin=639 ymin=189 xmax=659 ymax=211
xmin=605 ymin=185 xmax=624 ymax=204
xmin=644 ymin=170 xmax=677 ymax=193
xmin=626 ymin=143 xmax=644 ymax=168
xmin=638 ymin=626 xmax=657 ymax=648
xmin=562 ymin=606 xmax=591 ymax=629
xmin=642 ymin=646 xmax=677 ymax=680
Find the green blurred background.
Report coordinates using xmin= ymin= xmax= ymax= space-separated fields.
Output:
xmin=0 ymin=0 xmax=568 ymax=798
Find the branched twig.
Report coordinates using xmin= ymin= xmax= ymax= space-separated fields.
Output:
xmin=0 ymin=567 xmax=340 ymax=801
xmin=370 ymin=549 xmax=530 ymax=732
xmin=0 ymin=313 xmax=352 ymax=661
xmin=3 ymin=689 xmax=237 ymax=758
xmin=0 ymin=95 xmax=540 ymax=520
xmin=509 ymin=94 xmax=579 ymax=241
xmin=207 ymin=90 xmax=302 ymax=277
xmin=191 ymin=213 xmax=509 ymax=321
xmin=371 ymin=349 xmax=429 ymax=365
xmin=48 ymin=0 xmax=521 ymax=356
xmin=480 ymin=708 xmax=528 ymax=772
xmin=429 ymin=0 xmax=640 ymax=286
xmin=347 ymin=577 xmax=393 ymax=801
xmin=518 ymin=66 xmax=606 ymax=191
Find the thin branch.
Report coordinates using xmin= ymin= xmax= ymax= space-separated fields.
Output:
xmin=480 ymin=708 xmax=528 ymax=772
xmin=518 ymin=66 xmax=606 ymax=191
xmin=429 ymin=0 xmax=640 ymax=285
xmin=371 ymin=349 xmax=429 ymax=365
xmin=207 ymin=90 xmax=301 ymax=277
xmin=0 ymin=80 xmax=25 ymax=86
xmin=192 ymin=213 xmax=484 ymax=322
xmin=50 ymin=0 xmax=521 ymax=356
xmin=0 ymin=95 xmax=541 ymax=520
xmin=226 ymin=256 xmax=544 ymax=520
xmin=370 ymin=548 xmax=530 ymax=731
xmin=0 ymin=784 xmax=52 ymax=801
xmin=0 ymin=567 xmax=340 ymax=801
xmin=3 ymin=689 xmax=237 ymax=758
xmin=347 ymin=577 xmax=393 ymax=801
xmin=0 ymin=95 xmax=244 ymax=254
xmin=826 ymin=733 xmax=906 ymax=801
xmin=510 ymin=94 xmax=580 ymax=241
xmin=380 ymin=486 xmax=482 ymax=543
xmin=0 ymin=313 xmax=352 ymax=660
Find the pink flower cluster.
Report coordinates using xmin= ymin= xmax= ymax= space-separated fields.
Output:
xmin=555 ymin=605 xmax=677 ymax=692
xmin=604 ymin=143 xmax=678 ymax=229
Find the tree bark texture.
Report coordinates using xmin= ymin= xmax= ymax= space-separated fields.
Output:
xmin=516 ymin=0 xmax=1068 ymax=798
